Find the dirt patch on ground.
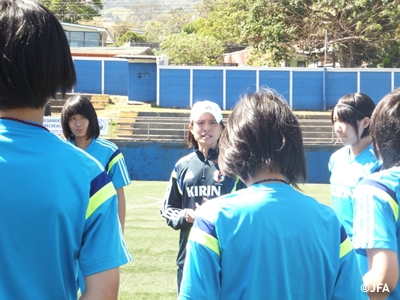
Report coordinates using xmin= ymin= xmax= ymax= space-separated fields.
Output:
xmin=96 ymin=95 xmax=190 ymax=119
xmin=96 ymin=96 xmax=140 ymax=118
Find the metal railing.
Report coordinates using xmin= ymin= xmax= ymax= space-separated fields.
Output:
xmin=101 ymin=119 xmax=337 ymax=144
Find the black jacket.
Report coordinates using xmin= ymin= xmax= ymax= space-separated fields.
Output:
xmin=160 ymin=147 xmax=246 ymax=267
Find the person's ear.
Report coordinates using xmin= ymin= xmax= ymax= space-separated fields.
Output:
xmin=361 ymin=116 xmax=370 ymax=128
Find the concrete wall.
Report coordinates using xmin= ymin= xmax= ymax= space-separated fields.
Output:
xmin=158 ymin=67 xmax=400 ymax=110
xmin=128 ymin=62 xmax=157 ymax=102
xmin=114 ymin=141 xmax=341 ymax=184
xmin=71 ymin=57 xmax=400 ymax=111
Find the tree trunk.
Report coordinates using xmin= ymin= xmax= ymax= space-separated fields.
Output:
xmin=347 ymin=40 xmax=356 ymax=68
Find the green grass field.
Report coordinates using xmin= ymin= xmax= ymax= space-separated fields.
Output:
xmin=118 ymin=181 xmax=331 ymax=299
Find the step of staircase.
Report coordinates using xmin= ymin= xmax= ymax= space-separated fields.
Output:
xmin=110 ymin=108 xmax=335 ymax=144
xmin=48 ymin=94 xmax=110 ymax=115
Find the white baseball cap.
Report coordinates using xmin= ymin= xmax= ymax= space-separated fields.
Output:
xmin=190 ymin=101 xmax=223 ymax=123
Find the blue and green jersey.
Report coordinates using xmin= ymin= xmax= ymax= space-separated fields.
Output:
xmin=179 ymin=183 xmax=367 ymax=299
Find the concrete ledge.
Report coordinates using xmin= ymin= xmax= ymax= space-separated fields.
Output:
xmin=113 ymin=141 xmax=341 ymax=183
xmin=91 ymin=94 xmax=110 ymax=102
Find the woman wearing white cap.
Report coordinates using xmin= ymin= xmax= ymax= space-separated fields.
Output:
xmin=160 ymin=100 xmax=245 ymax=294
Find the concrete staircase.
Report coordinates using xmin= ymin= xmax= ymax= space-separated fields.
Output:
xmin=46 ymin=94 xmax=335 ymax=144
xmin=115 ymin=111 xmax=190 ymax=141
xmin=48 ymin=94 xmax=110 ymax=115
xmin=114 ymin=111 xmax=336 ymax=144
xmin=298 ymin=115 xmax=335 ymax=144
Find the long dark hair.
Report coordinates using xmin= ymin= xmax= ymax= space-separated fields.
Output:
xmin=219 ymin=88 xmax=307 ymax=189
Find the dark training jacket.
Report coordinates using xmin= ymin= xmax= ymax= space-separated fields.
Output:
xmin=160 ymin=147 xmax=246 ymax=267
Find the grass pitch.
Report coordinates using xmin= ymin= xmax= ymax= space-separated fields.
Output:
xmin=118 ymin=181 xmax=331 ymax=299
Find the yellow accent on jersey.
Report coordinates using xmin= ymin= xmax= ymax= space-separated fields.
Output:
xmin=107 ymin=153 xmax=123 ymax=173
xmin=189 ymin=227 xmax=220 ymax=256
xmin=388 ymin=197 xmax=399 ymax=222
xmin=340 ymin=236 xmax=352 ymax=259
xmin=86 ymin=181 xmax=116 ymax=219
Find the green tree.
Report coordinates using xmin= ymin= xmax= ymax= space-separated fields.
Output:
xmin=144 ymin=20 xmax=166 ymax=42
xmin=379 ymin=41 xmax=400 ymax=68
xmin=159 ymin=33 xmax=225 ymax=65
xmin=304 ymin=0 xmax=400 ymax=67
xmin=242 ymin=1 xmax=292 ymax=66
xmin=39 ymin=0 xmax=103 ymax=23
xmin=116 ymin=31 xmax=147 ymax=46
xmin=111 ymin=21 xmax=139 ymax=42
xmin=188 ymin=0 xmax=252 ymax=44
xmin=144 ymin=9 xmax=194 ymax=42
xmin=242 ymin=0 xmax=400 ymax=67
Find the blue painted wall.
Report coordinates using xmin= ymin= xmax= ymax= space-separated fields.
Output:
xmin=326 ymin=71 xmax=357 ymax=109
xmin=360 ymin=72 xmax=392 ymax=104
xmin=259 ymin=70 xmax=290 ymax=103
xmin=193 ymin=69 xmax=224 ymax=107
xmin=292 ymin=71 xmax=323 ymax=110
xmin=74 ymin=60 xmax=102 ymax=94
xmin=303 ymin=144 xmax=341 ymax=183
xmin=71 ymin=58 xmax=400 ymax=111
xmin=104 ymin=60 xmax=128 ymax=96
xmin=115 ymin=141 xmax=341 ymax=184
xmin=395 ymin=72 xmax=400 ymax=87
xmin=158 ymin=67 xmax=400 ymax=110
xmin=159 ymin=69 xmax=191 ymax=108
xmin=128 ymin=62 xmax=157 ymax=102
xmin=117 ymin=141 xmax=191 ymax=181
xmin=226 ymin=70 xmax=257 ymax=109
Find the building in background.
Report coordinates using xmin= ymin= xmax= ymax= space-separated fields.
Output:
xmin=61 ymin=22 xmax=114 ymax=47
